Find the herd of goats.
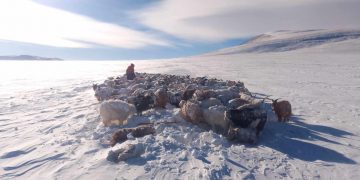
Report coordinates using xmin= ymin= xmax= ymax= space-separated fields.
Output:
xmin=93 ymin=73 xmax=292 ymax=147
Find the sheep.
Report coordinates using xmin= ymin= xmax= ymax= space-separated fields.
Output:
xmin=216 ymin=89 xmax=240 ymax=105
xmin=131 ymin=88 xmax=146 ymax=96
xmin=104 ymin=79 xmax=116 ymax=88
xmin=226 ymin=80 xmax=237 ymax=86
xmin=195 ymin=76 xmax=207 ymax=85
xmin=99 ymin=100 xmax=136 ymax=126
xmin=154 ymin=88 xmax=168 ymax=108
xmin=272 ymin=99 xmax=292 ymax=122
xmin=179 ymin=100 xmax=203 ymax=123
xmin=107 ymin=143 xmax=145 ymax=162
xmin=193 ymin=89 xmax=216 ymax=101
xmin=113 ymin=88 xmax=129 ymax=97
xmin=204 ymin=78 xmax=217 ymax=86
xmin=129 ymin=83 xmax=146 ymax=93
xmin=239 ymin=92 xmax=255 ymax=103
xmin=200 ymin=98 xmax=222 ymax=109
xmin=227 ymin=86 xmax=241 ymax=94
xmin=94 ymin=86 xmax=114 ymax=101
xmin=203 ymin=105 xmax=230 ymax=135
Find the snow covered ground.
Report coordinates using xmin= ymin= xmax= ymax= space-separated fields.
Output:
xmin=1 ymin=30 xmax=360 ymax=179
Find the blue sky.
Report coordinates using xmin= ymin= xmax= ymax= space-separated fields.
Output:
xmin=0 ymin=0 xmax=359 ymax=60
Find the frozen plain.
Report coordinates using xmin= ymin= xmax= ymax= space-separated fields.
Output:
xmin=0 ymin=30 xmax=360 ymax=179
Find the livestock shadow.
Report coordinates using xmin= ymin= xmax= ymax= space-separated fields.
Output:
xmin=259 ymin=116 xmax=356 ymax=164
xmin=126 ymin=157 xmax=148 ymax=166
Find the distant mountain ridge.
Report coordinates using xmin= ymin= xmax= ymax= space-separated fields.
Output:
xmin=0 ymin=55 xmax=63 ymax=60
xmin=205 ymin=29 xmax=360 ymax=56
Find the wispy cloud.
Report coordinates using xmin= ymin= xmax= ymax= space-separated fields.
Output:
xmin=0 ymin=0 xmax=170 ymax=48
xmin=135 ymin=0 xmax=360 ymax=42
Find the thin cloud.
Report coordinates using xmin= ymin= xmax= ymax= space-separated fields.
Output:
xmin=0 ymin=0 xmax=170 ymax=48
xmin=135 ymin=0 xmax=360 ymax=42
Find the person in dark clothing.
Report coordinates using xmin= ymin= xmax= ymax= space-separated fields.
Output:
xmin=126 ymin=63 xmax=136 ymax=80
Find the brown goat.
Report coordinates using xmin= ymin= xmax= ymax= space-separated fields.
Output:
xmin=272 ymin=99 xmax=292 ymax=122
xmin=110 ymin=125 xmax=155 ymax=146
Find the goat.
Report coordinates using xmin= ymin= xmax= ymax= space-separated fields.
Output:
xmin=168 ymin=92 xmax=182 ymax=107
xmin=225 ymin=104 xmax=267 ymax=136
xmin=271 ymin=99 xmax=292 ymax=122
xmin=110 ymin=125 xmax=155 ymax=146
xmin=181 ymin=89 xmax=196 ymax=101
xmin=133 ymin=93 xmax=154 ymax=115
xmin=182 ymin=87 xmax=196 ymax=101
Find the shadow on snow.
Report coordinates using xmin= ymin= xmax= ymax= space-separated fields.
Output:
xmin=260 ymin=116 xmax=356 ymax=164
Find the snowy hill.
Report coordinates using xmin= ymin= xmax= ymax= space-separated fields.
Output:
xmin=0 ymin=55 xmax=63 ymax=61
xmin=206 ymin=29 xmax=360 ymax=56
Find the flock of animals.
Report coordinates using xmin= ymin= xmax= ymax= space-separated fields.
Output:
xmin=93 ymin=72 xmax=292 ymax=145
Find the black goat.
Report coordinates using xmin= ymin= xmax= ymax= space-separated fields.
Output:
xmin=133 ymin=93 xmax=154 ymax=115
xmin=225 ymin=105 xmax=267 ymax=136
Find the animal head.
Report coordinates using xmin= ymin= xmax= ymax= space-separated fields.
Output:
xmin=179 ymin=100 xmax=186 ymax=108
xmin=92 ymin=84 xmax=98 ymax=91
xmin=141 ymin=94 xmax=154 ymax=105
xmin=271 ymin=98 xmax=280 ymax=106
